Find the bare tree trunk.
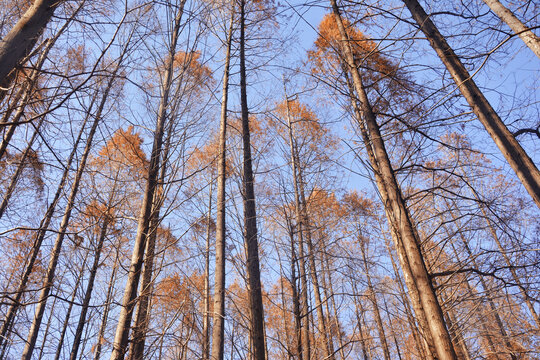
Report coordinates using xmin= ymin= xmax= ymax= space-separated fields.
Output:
xmin=202 ymin=182 xmax=213 ymax=360
xmin=0 ymin=0 xmax=63 ymax=90
xmin=54 ymin=254 xmax=88 ymax=360
xmin=283 ymin=91 xmax=312 ymax=360
xmin=94 ymin=255 xmax=120 ymax=360
xmin=350 ymin=279 xmax=371 ymax=360
xmin=343 ymin=64 xmax=437 ymax=360
xmin=360 ymin=239 xmax=391 ymax=360
xmin=108 ymin=2 xmax=185 ymax=357
xmin=69 ymin=216 xmax=111 ymax=360
xmin=482 ymin=0 xmax=540 ymax=58
xmin=382 ymin=296 xmax=403 ymax=360
xmin=211 ymin=4 xmax=234 ymax=359
xmin=238 ymin=1 xmax=266 ymax=359
xmin=129 ymin=111 xmax=175 ymax=360
xmin=329 ymin=1 xmax=457 ymax=359
xmin=402 ymin=0 xmax=540 ymax=209
xmin=0 ymin=92 xmax=94 ymax=356
xmin=383 ymin=235 xmax=431 ymax=360
xmin=20 ymin=64 xmax=119 ymax=360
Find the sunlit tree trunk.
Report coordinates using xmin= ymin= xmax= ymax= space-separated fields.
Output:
xmin=109 ymin=3 xmax=185 ymax=359
xmin=402 ymin=0 xmax=540 ymax=209
xmin=329 ymin=1 xmax=457 ymax=359
xmin=20 ymin=63 xmax=120 ymax=360
xmin=0 ymin=0 xmax=64 ymax=90
xmin=70 ymin=216 xmax=112 ymax=360
xmin=482 ymin=0 xmax=540 ymax=58
xmin=211 ymin=4 xmax=234 ymax=359
xmin=202 ymin=181 xmax=213 ymax=360
xmin=0 ymin=93 xmax=93 ymax=356
xmin=239 ymin=0 xmax=266 ymax=358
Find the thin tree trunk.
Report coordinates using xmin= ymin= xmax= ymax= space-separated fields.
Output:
xmin=382 ymin=296 xmax=403 ymax=360
xmin=286 ymin=215 xmax=303 ymax=360
xmin=0 ymin=0 xmax=63 ymax=90
xmin=329 ymin=2 xmax=457 ymax=359
xmin=94 ymin=255 xmax=120 ymax=360
xmin=129 ymin=111 xmax=174 ymax=360
xmin=0 ymin=92 xmax=94 ymax=356
xmin=20 ymin=64 xmax=119 ymax=360
xmin=239 ymin=0 xmax=266 ymax=358
xmin=482 ymin=0 xmax=540 ymax=58
xmin=109 ymin=3 xmax=185 ymax=358
xmin=283 ymin=91 xmax=311 ymax=360
xmin=402 ymin=0 xmax=540 ymax=209
xmin=69 ymin=216 xmax=111 ymax=360
xmin=343 ymin=62 xmax=437 ymax=360
xmin=211 ymin=4 xmax=234 ymax=359
xmin=54 ymin=254 xmax=88 ymax=360
xmin=360 ymin=240 xmax=391 ymax=360
xmin=202 ymin=181 xmax=213 ymax=360
xmin=350 ymin=279 xmax=371 ymax=360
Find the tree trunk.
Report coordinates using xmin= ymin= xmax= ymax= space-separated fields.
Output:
xmin=108 ymin=3 xmax=185 ymax=359
xmin=94 ymin=254 xmax=120 ymax=360
xmin=283 ymin=91 xmax=312 ymax=360
xmin=70 ymin=216 xmax=111 ymax=360
xmin=0 ymin=0 xmax=63 ymax=90
xmin=239 ymin=0 xmax=266 ymax=358
xmin=360 ymin=239 xmax=391 ymax=360
xmin=0 ymin=92 xmax=93 ymax=355
xmin=202 ymin=181 xmax=213 ymax=360
xmin=482 ymin=0 xmax=540 ymax=58
xmin=329 ymin=1 xmax=458 ymax=359
xmin=20 ymin=65 xmax=119 ymax=360
xmin=211 ymin=4 xmax=234 ymax=359
xmin=402 ymin=0 xmax=540 ymax=209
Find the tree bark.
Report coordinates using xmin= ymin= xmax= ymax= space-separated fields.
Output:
xmin=109 ymin=3 xmax=185 ymax=358
xmin=482 ymin=0 xmax=540 ymax=58
xmin=329 ymin=1 xmax=458 ymax=359
xmin=211 ymin=4 xmax=234 ymax=359
xmin=239 ymin=0 xmax=266 ymax=358
xmin=0 ymin=0 xmax=63 ymax=89
xmin=402 ymin=0 xmax=540 ymax=209
xmin=20 ymin=63 xmax=119 ymax=360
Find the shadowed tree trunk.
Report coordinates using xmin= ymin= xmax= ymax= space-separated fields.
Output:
xmin=402 ymin=0 xmax=540 ymax=209
xmin=329 ymin=1 xmax=458 ymax=359
xmin=238 ymin=0 xmax=266 ymax=358
xmin=211 ymin=4 xmax=234 ymax=359
xmin=0 ymin=0 xmax=65 ymax=91
xmin=21 ymin=60 xmax=122 ymax=360
xmin=109 ymin=3 xmax=185 ymax=358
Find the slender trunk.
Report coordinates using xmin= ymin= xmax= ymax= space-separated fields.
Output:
xmin=321 ymin=250 xmax=346 ymax=359
xmin=202 ymin=182 xmax=213 ymax=360
xmin=383 ymin=235 xmax=430 ymax=360
xmin=382 ymin=296 xmax=403 ymax=360
xmin=402 ymin=0 xmax=540 ymax=209
xmin=482 ymin=0 xmax=540 ymax=58
xmin=129 ymin=115 xmax=174 ymax=360
xmin=0 ymin=92 xmax=94 ymax=355
xmin=211 ymin=5 xmax=234 ymax=359
xmin=350 ymin=279 xmax=370 ymax=360
xmin=360 ymin=240 xmax=391 ymax=360
xmin=109 ymin=4 xmax=185 ymax=359
xmin=20 ymin=65 xmax=118 ymax=360
xmin=54 ymin=254 xmax=87 ymax=360
xmin=329 ymin=2 xmax=457 ymax=359
xmin=94 ymin=255 xmax=120 ymax=360
xmin=69 ymin=217 xmax=111 ymax=360
xmin=0 ymin=0 xmax=63 ymax=90
xmin=286 ymin=217 xmax=303 ymax=360
xmin=283 ymin=91 xmax=311 ymax=360
xmin=343 ymin=63 xmax=437 ymax=360
xmin=239 ymin=0 xmax=266 ymax=358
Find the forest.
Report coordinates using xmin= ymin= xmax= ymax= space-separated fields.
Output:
xmin=0 ymin=0 xmax=539 ymax=359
